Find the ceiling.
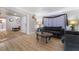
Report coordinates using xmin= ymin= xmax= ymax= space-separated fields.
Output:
xmin=0 ymin=7 xmax=65 ymax=16
xmin=0 ymin=7 xmax=79 ymax=17
xmin=22 ymin=7 xmax=65 ymax=14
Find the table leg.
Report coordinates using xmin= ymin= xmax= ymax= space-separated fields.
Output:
xmin=36 ymin=34 xmax=39 ymax=41
xmin=49 ymin=37 xmax=51 ymax=40
xmin=46 ymin=37 xmax=48 ymax=43
xmin=46 ymin=37 xmax=52 ymax=43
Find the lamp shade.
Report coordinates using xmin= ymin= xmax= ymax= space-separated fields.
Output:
xmin=69 ymin=20 xmax=78 ymax=25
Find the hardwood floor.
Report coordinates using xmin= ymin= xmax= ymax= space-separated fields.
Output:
xmin=0 ymin=31 xmax=64 ymax=51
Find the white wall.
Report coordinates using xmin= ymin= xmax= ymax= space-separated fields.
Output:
xmin=20 ymin=14 xmax=36 ymax=34
xmin=20 ymin=16 xmax=27 ymax=34
xmin=6 ymin=16 xmax=21 ymax=30
xmin=5 ymin=14 xmax=36 ymax=34
xmin=26 ymin=14 xmax=36 ymax=34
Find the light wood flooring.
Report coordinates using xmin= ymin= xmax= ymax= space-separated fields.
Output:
xmin=0 ymin=31 xmax=64 ymax=51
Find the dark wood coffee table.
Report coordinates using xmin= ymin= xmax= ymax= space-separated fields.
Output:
xmin=36 ymin=32 xmax=53 ymax=43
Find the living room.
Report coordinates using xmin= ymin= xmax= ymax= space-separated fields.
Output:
xmin=0 ymin=7 xmax=79 ymax=51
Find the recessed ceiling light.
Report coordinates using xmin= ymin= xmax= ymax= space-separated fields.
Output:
xmin=15 ymin=17 xmax=20 ymax=19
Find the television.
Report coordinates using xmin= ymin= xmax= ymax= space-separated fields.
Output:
xmin=43 ymin=14 xmax=68 ymax=29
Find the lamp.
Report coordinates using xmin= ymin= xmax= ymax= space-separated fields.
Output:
xmin=36 ymin=20 xmax=44 ymax=28
xmin=36 ymin=21 xmax=42 ymax=28
xmin=69 ymin=20 xmax=78 ymax=31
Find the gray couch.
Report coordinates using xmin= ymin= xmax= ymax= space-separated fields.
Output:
xmin=62 ymin=31 xmax=79 ymax=51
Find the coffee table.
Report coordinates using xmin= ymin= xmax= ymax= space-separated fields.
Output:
xmin=36 ymin=32 xmax=53 ymax=43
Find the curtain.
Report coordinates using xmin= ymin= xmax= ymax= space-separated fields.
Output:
xmin=43 ymin=15 xmax=67 ymax=29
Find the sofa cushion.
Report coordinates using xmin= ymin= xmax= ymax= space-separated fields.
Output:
xmin=43 ymin=27 xmax=62 ymax=31
xmin=65 ymin=31 xmax=79 ymax=35
xmin=49 ymin=31 xmax=61 ymax=34
xmin=64 ymin=34 xmax=79 ymax=51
